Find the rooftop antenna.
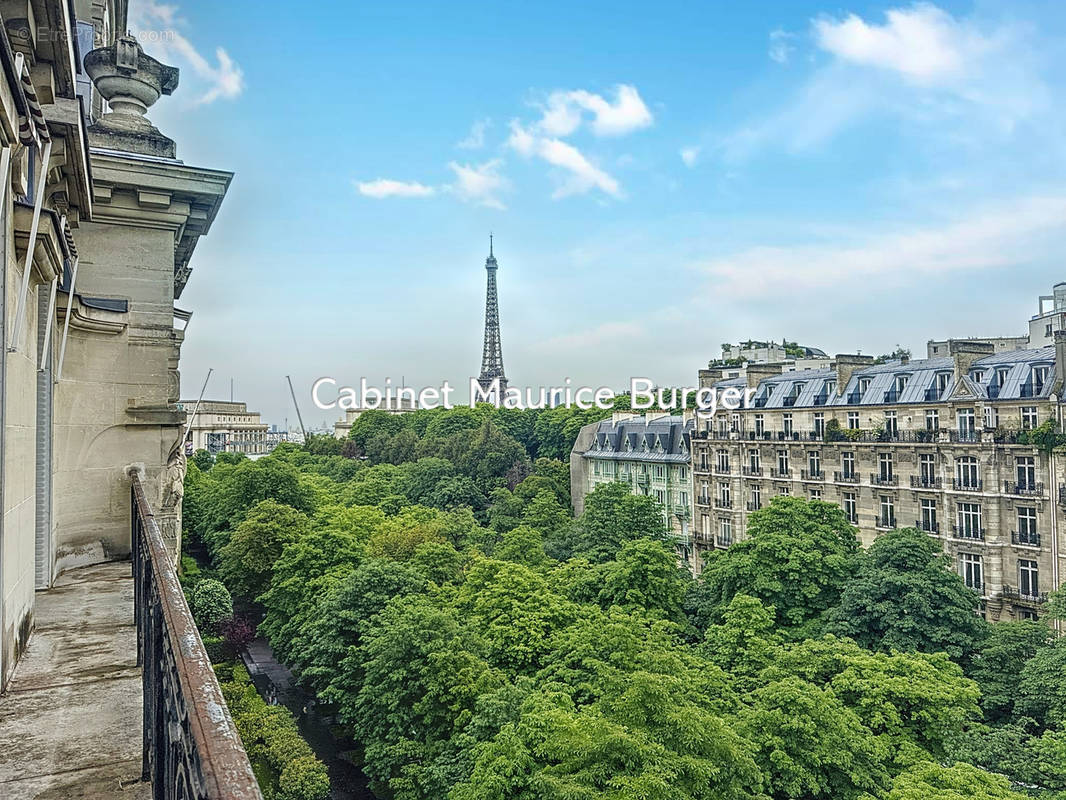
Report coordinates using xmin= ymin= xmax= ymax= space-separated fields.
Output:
xmin=182 ymin=368 xmax=213 ymax=446
xmin=286 ymin=375 xmax=308 ymax=444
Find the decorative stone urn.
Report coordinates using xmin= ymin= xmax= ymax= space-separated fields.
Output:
xmin=84 ymin=35 xmax=180 ymax=157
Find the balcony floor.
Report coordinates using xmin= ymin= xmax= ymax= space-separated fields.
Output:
xmin=0 ymin=562 xmax=150 ymax=799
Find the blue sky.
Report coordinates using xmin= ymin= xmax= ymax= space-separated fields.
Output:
xmin=130 ymin=0 xmax=1066 ymax=427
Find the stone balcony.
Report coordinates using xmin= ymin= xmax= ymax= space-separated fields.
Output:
xmin=0 ymin=562 xmax=149 ymax=799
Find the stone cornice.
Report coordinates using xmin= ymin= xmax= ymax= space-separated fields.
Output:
xmin=55 ymin=293 xmax=127 ymax=335
xmin=13 ymin=201 xmax=64 ymax=283
xmin=88 ymin=149 xmax=232 ymax=298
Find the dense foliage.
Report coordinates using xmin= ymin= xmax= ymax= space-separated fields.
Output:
xmin=182 ymin=404 xmax=1061 ymax=800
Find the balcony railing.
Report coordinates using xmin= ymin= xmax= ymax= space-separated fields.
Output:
xmin=876 ymin=515 xmax=897 ymax=529
xmin=911 ymin=475 xmax=943 ymax=489
xmin=1011 ymin=530 xmax=1041 ymax=547
xmin=1060 ymin=485 xmax=1066 ymax=506
xmin=1003 ymin=585 xmax=1048 ymax=604
xmin=915 ymin=519 xmax=940 ymax=533
xmin=834 ymin=470 xmax=859 ymax=484
xmin=716 ymin=535 xmax=734 ymax=548
xmin=130 ymin=471 xmax=262 ymax=800
xmin=949 ymin=430 xmax=980 ymax=443
xmin=952 ymin=524 xmax=985 ymax=541
xmin=742 ymin=465 xmax=763 ymax=477
xmin=870 ymin=472 xmax=898 ymax=487
xmin=1004 ymin=480 xmax=1044 ymax=496
xmin=746 ymin=500 xmax=762 ymax=512
xmin=952 ymin=478 xmax=983 ymax=492
xmin=800 ymin=469 xmax=824 ymax=481
xmin=770 ymin=468 xmax=792 ymax=479
xmin=714 ymin=498 xmax=733 ymax=510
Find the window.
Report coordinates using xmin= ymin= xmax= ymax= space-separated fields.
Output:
xmin=1017 ymin=507 xmax=1038 ymax=544
xmin=1019 ymin=608 xmax=1039 ymax=621
xmin=699 ymin=449 xmax=709 ymax=471
xmin=593 ymin=461 xmax=600 ymax=476
xmin=731 ymin=413 xmax=740 ymax=432
xmin=957 ymin=502 xmax=982 ymax=539
xmin=655 ymin=489 xmax=666 ymax=504
xmin=754 ymin=414 xmax=765 ymax=436
xmin=957 ymin=408 xmax=976 ymax=437
xmin=810 ymin=488 xmax=822 ymax=500
xmin=842 ymin=451 xmax=856 ymax=479
xmin=879 ymin=495 xmax=895 ymax=528
xmin=679 ymin=490 xmax=688 ymax=507
xmin=847 ymin=411 xmax=860 ymax=430
xmin=843 ymin=492 xmax=857 ymax=523
xmin=983 ymin=406 xmax=998 ymax=429
xmin=718 ymin=482 xmax=731 ymax=507
xmin=679 ymin=466 xmax=688 ymax=481
xmin=1047 ymin=323 xmax=1054 ymax=338
xmin=716 ymin=449 xmax=730 ymax=472
xmin=920 ymin=499 xmax=938 ymax=532
xmin=1033 ymin=366 xmax=1049 ymax=393
xmin=885 ymin=411 xmax=898 ymax=436
xmin=748 ymin=449 xmax=760 ymax=472
xmin=777 ymin=450 xmax=789 ymax=474
xmin=895 ymin=375 xmax=909 ymax=394
xmin=825 ymin=381 xmax=836 ymax=396
xmin=750 ymin=484 xmax=762 ymax=510
xmin=858 ymin=377 xmax=871 ymax=394
xmin=778 ymin=485 xmax=790 ymax=496
xmin=936 ymin=371 xmax=951 ymax=395
xmin=960 ymin=553 xmax=983 ymax=591
xmin=878 ymin=452 xmax=894 ymax=482
xmin=1016 ymin=456 xmax=1036 ymax=490
xmin=783 ymin=413 xmax=793 ymax=437
xmin=1022 ymin=406 xmax=1038 ymax=430
xmin=701 ymin=514 xmax=710 ymax=537
xmin=926 ymin=409 xmax=939 ymax=431
xmin=654 ymin=465 xmax=665 ymax=479
xmin=956 ymin=456 xmax=980 ymax=489
xmin=1019 ymin=559 xmax=1039 ymax=598
xmin=699 ymin=481 xmax=710 ymax=504
xmin=814 ymin=412 xmax=825 ymax=438
xmin=919 ymin=453 xmax=936 ymax=484
xmin=995 ymin=367 xmax=1010 ymax=388
xmin=808 ymin=451 xmax=821 ymax=476
xmin=719 ymin=518 xmax=733 ymax=547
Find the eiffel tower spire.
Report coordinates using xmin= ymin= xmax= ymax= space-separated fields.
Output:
xmin=478 ymin=235 xmax=507 ymax=395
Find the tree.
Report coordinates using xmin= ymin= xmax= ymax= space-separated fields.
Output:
xmin=348 ymin=409 xmax=407 ymax=450
xmin=191 ymin=448 xmax=214 ymax=472
xmin=218 ymin=500 xmax=311 ymax=602
xmin=574 ymin=481 xmax=669 ymax=562
xmin=968 ymin=619 xmax=1052 ymax=722
xmin=737 ymin=676 xmax=890 ymax=800
xmin=188 ymin=578 xmax=232 ymax=634
xmin=699 ymin=594 xmax=781 ymax=685
xmin=494 ymin=525 xmax=550 ymax=569
xmin=693 ymin=497 xmax=859 ymax=635
xmin=828 ymin=527 xmax=987 ymax=660
xmin=1016 ymin=639 xmax=1066 ymax=730
xmin=868 ymin=761 xmax=1031 ymax=800
xmin=598 ymin=539 xmax=689 ymax=621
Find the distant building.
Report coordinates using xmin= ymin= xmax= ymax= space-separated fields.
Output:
xmin=1029 ymin=282 xmax=1066 ymax=348
xmin=182 ymin=400 xmax=273 ymax=458
xmin=333 ymin=398 xmax=418 ymax=439
xmin=571 ymin=412 xmax=697 ymax=571
xmin=707 ymin=340 xmax=831 ymax=383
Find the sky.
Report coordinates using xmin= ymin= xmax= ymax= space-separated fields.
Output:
xmin=127 ymin=0 xmax=1066 ymax=429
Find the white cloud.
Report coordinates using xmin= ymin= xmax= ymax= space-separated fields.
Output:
xmin=698 ymin=194 xmax=1066 ymax=298
xmin=769 ymin=29 xmax=795 ymax=64
xmin=457 ymin=118 xmax=490 ymax=149
xmin=355 ymin=179 xmax=436 ymax=199
xmin=680 ymin=146 xmax=700 ymax=167
xmin=508 ymin=122 xmax=622 ymax=199
xmin=812 ymin=4 xmax=988 ymax=85
xmin=537 ymin=84 xmax=653 ymax=137
xmin=129 ymin=1 xmax=245 ymax=105
xmin=447 ymin=160 xmax=508 ymax=208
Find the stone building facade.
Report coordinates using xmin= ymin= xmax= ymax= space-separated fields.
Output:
xmin=182 ymin=399 xmax=272 ymax=458
xmin=0 ymin=0 xmax=231 ymax=688
xmin=692 ymin=338 xmax=1066 ymax=621
xmin=571 ymin=412 xmax=697 ymax=571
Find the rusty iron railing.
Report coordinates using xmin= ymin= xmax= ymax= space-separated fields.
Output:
xmin=130 ymin=471 xmax=262 ymax=800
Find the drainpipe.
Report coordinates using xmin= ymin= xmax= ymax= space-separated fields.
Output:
xmin=0 ymin=145 xmax=10 ymax=687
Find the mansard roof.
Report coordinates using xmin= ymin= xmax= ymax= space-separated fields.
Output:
xmin=586 ymin=415 xmax=692 ymax=462
xmin=711 ymin=347 xmax=1058 ymax=410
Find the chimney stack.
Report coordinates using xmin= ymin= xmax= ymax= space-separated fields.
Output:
xmin=1054 ymin=330 xmax=1066 ymax=394
xmin=745 ymin=362 xmax=784 ymax=393
xmin=833 ymin=354 xmax=874 ymax=397
xmin=949 ymin=340 xmax=995 ymax=383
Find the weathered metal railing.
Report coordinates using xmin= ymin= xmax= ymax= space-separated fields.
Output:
xmin=130 ymin=470 xmax=262 ymax=800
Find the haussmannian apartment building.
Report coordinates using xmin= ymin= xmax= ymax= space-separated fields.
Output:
xmin=570 ymin=412 xmax=698 ymax=571
xmin=182 ymin=399 xmax=273 ymax=458
xmin=692 ymin=333 xmax=1066 ymax=622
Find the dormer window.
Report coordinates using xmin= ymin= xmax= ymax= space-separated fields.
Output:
xmin=1033 ymin=365 xmax=1050 ymax=393
xmin=858 ymin=377 xmax=872 ymax=394
xmin=936 ymin=372 xmax=951 ymax=395
xmin=971 ymin=370 xmax=985 ymax=383
xmin=995 ymin=367 xmax=1010 ymax=387
xmin=825 ymin=380 xmax=836 ymax=396
xmin=895 ymin=375 xmax=909 ymax=393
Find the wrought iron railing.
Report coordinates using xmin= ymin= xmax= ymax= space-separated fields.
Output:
xmin=130 ymin=471 xmax=262 ymax=800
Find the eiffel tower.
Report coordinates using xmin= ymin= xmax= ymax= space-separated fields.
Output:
xmin=477 ymin=235 xmax=508 ymax=396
